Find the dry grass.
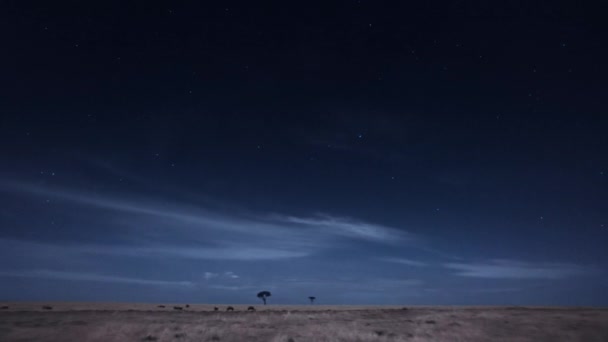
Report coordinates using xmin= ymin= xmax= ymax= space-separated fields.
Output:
xmin=0 ymin=303 xmax=607 ymax=341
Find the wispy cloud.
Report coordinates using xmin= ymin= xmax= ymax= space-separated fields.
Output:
xmin=224 ymin=271 xmax=239 ymax=279
xmin=0 ymin=181 xmax=412 ymax=262
xmin=0 ymin=269 xmax=194 ymax=287
xmin=204 ymin=272 xmax=218 ymax=280
xmin=377 ymin=257 xmax=427 ymax=267
xmin=86 ymin=245 xmax=309 ymax=261
xmin=207 ymin=284 xmax=258 ymax=291
xmin=273 ymin=214 xmax=412 ymax=243
xmin=0 ymin=238 xmax=308 ymax=262
xmin=203 ymin=271 xmax=239 ymax=280
xmin=444 ymin=259 xmax=599 ymax=279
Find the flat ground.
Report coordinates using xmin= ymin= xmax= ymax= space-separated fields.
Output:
xmin=1 ymin=303 xmax=607 ymax=342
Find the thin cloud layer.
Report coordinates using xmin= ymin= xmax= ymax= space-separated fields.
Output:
xmin=0 ymin=238 xmax=309 ymax=262
xmin=0 ymin=269 xmax=194 ymax=287
xmin=377 ymin=257 xmax=427 ymax=267
xmin=444 ymin=259 xmax=599 ymax=279
xmin=87 ymin=245 xmax=310 ymax=261
xmin=276 ymin=214 xmax=412 ymax=243
xmin=0 ymin=181 xmax=410 ymax=262
xmin=1 ymin=179 xmax=602 ymax=305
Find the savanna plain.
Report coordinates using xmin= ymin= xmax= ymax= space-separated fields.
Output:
xmin=1 ymin=302 xmax=607 ymax=342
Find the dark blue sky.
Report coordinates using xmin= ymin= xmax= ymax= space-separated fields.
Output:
xmin=1 ymin=2 xmax=607 ymax=306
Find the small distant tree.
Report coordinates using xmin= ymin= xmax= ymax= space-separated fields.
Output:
xmin=308 ymin=296 xmax=316 ymax=304
xmin=257 ymin=291 xmax=272 ymax=305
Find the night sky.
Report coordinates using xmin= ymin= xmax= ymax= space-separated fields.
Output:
xmin=1 ymin=2 xmax=607 ymax=306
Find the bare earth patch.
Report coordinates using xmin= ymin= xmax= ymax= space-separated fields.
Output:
xmin=0 ymin=303 xmax=606 ymax=341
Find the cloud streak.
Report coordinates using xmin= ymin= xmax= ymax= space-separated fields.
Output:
xmin=0 ymin=180 xmax=412 ymax=262
xmin=87 ymin=244 xmax=310 ymax=261
xmin=444 ymin=259 xmax=599 ymax=279
xmin=0 ymin=269 xmax=194 ymax=287
xmin=274 ymin=214 xmax=412 ymax=243
xmin=377 ymin=257 xmax=427 ymax=267
xmin=0 ymin=238 xmax=308 ymax=262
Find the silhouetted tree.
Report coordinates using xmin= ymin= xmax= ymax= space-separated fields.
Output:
xmin=308 ymin=296 xmax=316 ymax=304
xmin=257 ymin=291 xmax=272 ymax=305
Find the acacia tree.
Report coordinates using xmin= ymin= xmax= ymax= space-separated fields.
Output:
xmin=257 ymin=291 xmax=271 ymax=305
xmin=308 ymin=296 xmax=316 ymax=304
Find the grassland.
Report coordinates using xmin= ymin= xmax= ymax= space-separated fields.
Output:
xmin=1 ymin=302 xmax=607 ymax=341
